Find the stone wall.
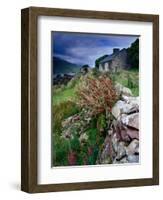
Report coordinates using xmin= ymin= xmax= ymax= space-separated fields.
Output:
xmin=99 ymin=49 xmax=130 ymax=73
xmin=111 ymin=49 xmax=130 ymax=71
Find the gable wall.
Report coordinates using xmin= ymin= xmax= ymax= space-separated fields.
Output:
xmin=111 ymin=50 xmax=130 ymax=71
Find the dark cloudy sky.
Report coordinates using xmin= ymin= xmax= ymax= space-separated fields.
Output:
xmin=52 ymin=32 xmax=138 ymax=67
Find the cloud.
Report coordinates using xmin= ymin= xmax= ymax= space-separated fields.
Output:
xmin=67 ymin=46 xmax=114 ymax=66
xmin=52 ymin=32 xmax=139 ymax=67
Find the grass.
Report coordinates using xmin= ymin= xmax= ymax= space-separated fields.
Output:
xmin=110 ymin=68 xmax=139 ymax=96
xmin=53 ymin=87 xmax=76 ymax=105
xmin=53 ymin=77 xmax=81 ymax=105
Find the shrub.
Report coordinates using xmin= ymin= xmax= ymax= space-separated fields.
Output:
xmin=77 ymin=75 xmax=117 ymax=115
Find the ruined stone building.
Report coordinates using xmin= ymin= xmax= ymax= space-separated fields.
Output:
xmin=98 ymin=48 xmax=130 ymax=72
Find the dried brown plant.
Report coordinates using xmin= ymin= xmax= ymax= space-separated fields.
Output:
xmin=77 ymin=75 xmax=117 ymax=115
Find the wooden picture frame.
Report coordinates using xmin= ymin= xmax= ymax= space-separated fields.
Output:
xmin=21 ymin=7 xmax=159 ymax=193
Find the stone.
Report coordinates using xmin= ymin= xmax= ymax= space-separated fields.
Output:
xmin=115 ymin=83 xmax=133 ymax=97
xmin=121 ymin=113 xmax=139 ymax=130
xmin=113 ymin=118 xmax=139 ymax=141
xmin=112 ymin=103 xmax=121 ymax=119
xmin=126 ymin=139 xmax=139 ymax=156
xmin=99 ymin=142 xmax=111 ymax=164
xmin=111 ymin=133 xmax=119 ymax=152
xmin=98 ymin=135 xmax=116 ymax=164
xmin=108 ymin=129 xmax=113 ymax=136
xmin=113 ymin=120 xmax=131 ymax=142
xmin=125 ymin=127 xmax=139 ymax=140
xmin=122 ymin=95 xmax=139 ymax=105
xmin=112 ymin=118 xmax=139 ymax=142
xmin=120 ymin=129 xmax=132 ymax=142
xmin=127 ymin=155 xmax=139 ymax=163
xmin=116 ymin=141 xmax=126 ymax=160
xmin=121 ymin=95 xmax=139 ymax=112
xmin=112 ymin=100 xmax=133 ymax=119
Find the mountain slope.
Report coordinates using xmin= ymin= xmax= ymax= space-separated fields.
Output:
xmin=53 ymin=56 xmax=80 ymax=74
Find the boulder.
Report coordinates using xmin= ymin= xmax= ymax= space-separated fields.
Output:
xmin=112 ymin=117 xmax=139 ymax=142
xmin=108 ymin=129 xmax=113 ymax=136
xmin=122 ymin=95 xmax=139 ymax=105
xmin=119 ymin=128 xmax=131 ymax=142
xmin=111 ymin=133 xmax=119 ymax=152
xmin=98 ymin=142 xmax=112 ymax=164
xmin=125 ymin=128 xmax=139 ymax=140
xmin=112 ymin=100 xmax=134 ymax=119
xmin=115 ymin=83 xmax=133 ymax=97
xmin=121 ymin=95 xmax=139 ymax=112
xmin=116 ymin=141 xmax=126 ymax=160
xmin=112 ymin=119 xmax=131 ymax=142
xmin=127 ymin=155 xmax=139 ymax=163
xmin=112 ymin=94 xmax=139 ymax=120
xmin=97 ymin=135 xmax=115 ymax=164
xmin=121 ymin=113 xmax=139 ymax=130
xmin=126 ymin=139 xmax=139 ymax=156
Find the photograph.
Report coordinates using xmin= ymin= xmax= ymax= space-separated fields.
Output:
xmin=52 ymin=31 xmax=139 ymax=167
xmin=21 ymin=7 xmax=159 ymax=193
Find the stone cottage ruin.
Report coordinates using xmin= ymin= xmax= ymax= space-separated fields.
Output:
xmin=98 ymin=48 xmax=130 ymax=72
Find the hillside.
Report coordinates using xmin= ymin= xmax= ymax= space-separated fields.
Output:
xmin=53 ymin=56 xmax=80 ymax=74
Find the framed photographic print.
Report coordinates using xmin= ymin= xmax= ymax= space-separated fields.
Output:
xmin=21 ymin=7 xmax=159 ymax=193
